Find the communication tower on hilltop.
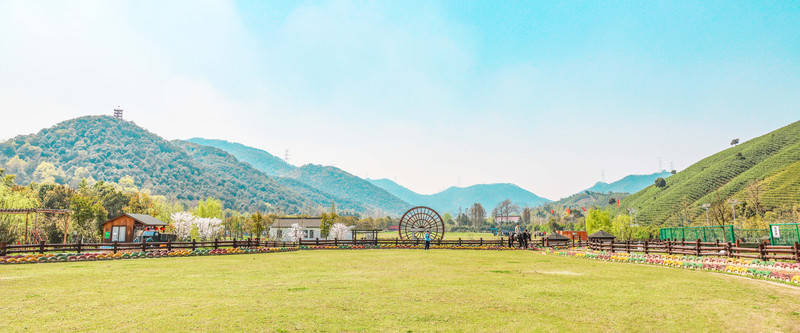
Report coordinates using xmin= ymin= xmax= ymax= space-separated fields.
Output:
xmin=284 ymin=149 xmax=290 ymax=163
xmin=113 ymin=107 xmax=123 ymax=119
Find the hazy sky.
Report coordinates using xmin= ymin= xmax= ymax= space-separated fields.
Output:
xmin=1 ymin=1 xmax=798 ymax=199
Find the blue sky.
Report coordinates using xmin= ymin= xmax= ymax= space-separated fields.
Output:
xmin=1 ymin=0 xmax=798 ymax=199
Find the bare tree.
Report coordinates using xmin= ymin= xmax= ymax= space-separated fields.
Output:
xmin=468 ymin=203 xmax=485 ymax=232
xmin=745 ymin=181 xmax=764 ymax=217
xmin=708 ymin=194 xmax=730 ymax=226
xmin=493 ymin=199 xmax=520 ymax=225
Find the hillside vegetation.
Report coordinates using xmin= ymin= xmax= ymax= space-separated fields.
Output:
xmin=585 ymin=171 xmax=672 ymax=194
xmin=620 ymin=121 xmax=800 ymax=226
xmin=287 ymin=165 xmax=410 ymax=216
xmin=0 ymin=116 xmax=315 ymax=213
xmin=190 ymin=138 xmax=410 ymax=215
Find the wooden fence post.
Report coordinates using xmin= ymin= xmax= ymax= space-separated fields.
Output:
xmin=316 ymin=238 xmax=319 ymax=246
xmin=113 ymin=241 xmax=118 ymax=254
xmin=0 ymin=242 xmax=5 ymax=257
xmin=142 ymin=238 xmax=147 ymax=252
xmin=39 ymin=240 xmax=45 ymax=254
xmin=758 ymin=242 xmax=766 ymax=261
xmin=192 ymin=239 xmax=196 ymax=251
xmin=626 ymin=240 xmax=631 ymax=253
xmin=458 ymin=238 xmax=462 ymax=246
xmin=644 ymin=240 xmax=649 ymax=254
xmin=480 ymin=238 xmax=483 ymax=246
xmin=214 ymin=238 xmax=219 ymax=250
xmin=395 ymin=238 xmax=398 ymax=246
xmin=76 ymin=239 xmax=82 ymax=254
xmin=696 ymin=238 xmax=701 ymax=257
xmin=794 ymin=242 xmax=800 ymax=263
xmin=167 ymin=240 xmax=172 ymax=251
xmin=667 ymin=240 xmax=672 ymax=255
xmin=233 ymin=238 xmax=237 ymax=248
xmin=335 ymin=238 xmax=338 ymax=246
xmin=609 ymin=239 xmax=614 ymax=253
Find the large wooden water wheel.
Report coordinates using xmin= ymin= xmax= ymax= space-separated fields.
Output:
xmin=398 ymin=206 xmax=444 ymax=241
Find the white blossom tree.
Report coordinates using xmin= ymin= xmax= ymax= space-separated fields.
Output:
xmin=196 ymin=217 xmax=223 ymax=240
xmin=329 ymin=223 xmax=349 ymax=240
xmin=284 ymin=223 xmax=304 ymax=242
xmin=171 ymin=211 xmax=195 ymax=241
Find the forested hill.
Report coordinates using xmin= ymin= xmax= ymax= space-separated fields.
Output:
xmin=0 ymin=116 xmax=316 ymax=213
xmin=367 ymin=179 xmax=551 ymax=214
xmin=585 ymin=171 xmax=672 ymax=194
xmin=186 ymin=138 xmax=295 ymax=176
xmin=619 ymin=120 xmax=800 ymax=225
xmin=191 ymin=138 xmax=411 ymax=215
xmin=286 ymin=164 xmax=410 ymax=216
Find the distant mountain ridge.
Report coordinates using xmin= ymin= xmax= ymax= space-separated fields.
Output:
xmin=186 ymin=138 xmax=295 ymax=176
xmin=585 ymin=171 xmax=672 ymax=194
xmin=189 ymin=138 xmax=410 ymax=215
xmin=367 ymin=178 xmax=551 ymax=214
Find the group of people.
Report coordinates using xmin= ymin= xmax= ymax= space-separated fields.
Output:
xmin=506 ymin=225 xmax=532 ymax=248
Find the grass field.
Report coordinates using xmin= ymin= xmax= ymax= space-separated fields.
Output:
xmin=2 ymin=250 xmax=800 ymax=332
xmin=378 ymin=231 xmax=502 ymax=240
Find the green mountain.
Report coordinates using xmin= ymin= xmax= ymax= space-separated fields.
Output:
xmin=585 ymin=171 xmax=672 ymax=194
xmin=186 ymin=138 xmax=294 ymax=176
xmin=620 ymin=120 xmax=800 ymax=225
xmin=547 ymin=191 xmax=629 ymax=210
xmin=190 ymin=138 xmax=411 ymax=215
xmin=367 ymin=178 xmax=551 ymax=214
xmin=0 ymin=116 xmax=318 ymax=213
xmin=287 ymin=165 xmax=410 ymax=216
xmin=173 ymin=140 xmax=367 ymax=213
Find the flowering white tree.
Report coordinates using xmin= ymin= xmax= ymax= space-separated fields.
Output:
xmin=329 ymin=223 xmax=349 ymax=240
xmin=284 ymin=223 xmax=304 ymax=242
xmin=170 ymin=212 xmax=223 ymax=241
xmin=196 ymin=217 xmax=223 ymax=240
xmin=171 ymin=211 xmax=195 ymax=241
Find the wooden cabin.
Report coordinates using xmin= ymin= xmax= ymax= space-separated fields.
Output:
xmin=102 ymin=213 xmax=168 ymax=243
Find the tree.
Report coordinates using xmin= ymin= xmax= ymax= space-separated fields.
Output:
xmin=654 ymin=177 xmax=667 ymax=188
xmin=585 ymin=209 xmax=612 ymax=235
xmin=493 ymin=199 xmax=520 ymax=221
xmin=285 ymin=223 xmax=304 ymax=242
xmin=329 ymin=223 xmax=348 ymax=240
xmin=708 ymin=194 xmax=730 ymax=226
xmin=171 ymin=212 xmax=195 ymax=241
xmin=744 ymin=181 xmax=764 ymax=217
xmin=612 ymin=214 xmax=633 ymax=240
xmin=247 ymin=212 xmax=268 ymax=238
xmin=320 ymin=212 xmax=337 ymax=238
xmin=193 ymin=198 xmax=223 ymax=219
xmin=469 ymin=203 xmax=486 ymax=232
xmin=522 ymin=207 xmax=531 ymax=225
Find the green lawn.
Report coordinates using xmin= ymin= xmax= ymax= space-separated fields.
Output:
xmin=2 ymin=250 xmax=800 ymax=332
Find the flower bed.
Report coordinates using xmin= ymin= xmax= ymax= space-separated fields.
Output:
xmin=545 ymin=249 xmax=800 ymax=286
xmin=0 ymin=247 xmax=297 ymax=265
xmin=0 ymin=244 xmax=530 ymax=265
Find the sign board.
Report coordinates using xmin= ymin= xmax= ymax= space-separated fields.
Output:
xmin=771 ymin=226 xmax=781 ymax=238
xmin=104 ymin=231 xmax=111 ymax=239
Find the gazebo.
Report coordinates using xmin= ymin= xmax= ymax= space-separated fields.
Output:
xmin=544 ymin=232 xmax=570 ymax=247
xmin=588 ymin=230 xmax=616 ymax=243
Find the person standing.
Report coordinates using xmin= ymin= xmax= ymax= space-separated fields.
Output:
xmin=424 ymin=231 xmax=431 ymax=250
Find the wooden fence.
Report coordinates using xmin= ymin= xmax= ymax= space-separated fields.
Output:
xmin=0 ymin=237 xmax=587 ymax=256
xmin=589 ymin=239 xmax=800 ymax=262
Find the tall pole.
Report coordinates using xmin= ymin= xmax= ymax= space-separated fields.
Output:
xmin=728 ymin=199 xmax=740 ymax=223
xmin=702 ymin=203 xmax=711 ymax=226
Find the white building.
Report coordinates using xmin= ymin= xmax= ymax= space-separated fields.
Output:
xmin=269 ymin=217 xmax=354 ymax=241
